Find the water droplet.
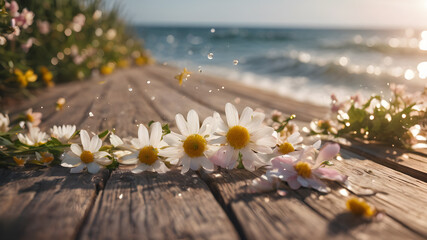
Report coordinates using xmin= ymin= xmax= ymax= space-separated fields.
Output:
xmin=221 ymin=86 xmax=225 ymax=89
xmin=128 ymin=88 xmax=133 ymax=92
xmin=118 ymin=193 xmax=123 ymax=199
xmin=233 ymin=59 xmax=239 ymax=65
xmin=213 ymin=173 xmax=222 ymax=178
xmin=234 ymin=97 xmax=241 ymax=104
xmin=338 ymin=188 xmax=349 ymax=196
xmin=210 ymin=28 xmax=215 ymax=33
xmin=264 ymin=197 xmax=270 ymax=203
xmin=198 ymin=66 xmax=202 ymax=72
xmin=207 ymin=53 xmax=214 ymax=60
xmin=177 ymin=193 xmax=182 ymax=197
xmin=40 ymin=106 xmax=44 ymax=109
xmin=146 ymin=80 xmax=151 ymax=84
xmin=151 ymin=96 xmax=156 ymax=101
xmin=96 ymin=97 xmax=99 ymax=100
xmin=208 ymin=89 xmax=212 ymax=93
xmin=277 ymin=189 xmax=287 ymax=196
xmin=88 ymin=112 xmax=94 ymax=117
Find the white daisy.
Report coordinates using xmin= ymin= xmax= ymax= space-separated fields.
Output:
xmin=119 ymin=122 xmax=169 ymax=174
xmin=162 ymin=110 xmax=218 ymax=174
xmin=61 ymin=130 xmax=111 ymax=174
xmin=273 ymin=132 xmax=303 ymax=156
xmin=210 ymin=103 xmax=276 ymax=171
xmin=0 ymin=113 xmax=10 ymax=132
xmin=50 ymin=124 xmax=76 ymax=143
xmin=17 ymin=125 xmax=49 ymax=146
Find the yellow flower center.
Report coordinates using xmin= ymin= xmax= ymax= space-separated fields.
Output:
xmin=318 ymin=120 xmax=331 ymax=129
xmin=346 ymin=198 xmax=375 ymax=217
xmin=80 ymin=151 xmax=94 ymax=164
xmin=294 ymin=162 xmax=312 ymax=178
xmin=138 ymin=146 xmax=159 ymax=165
xmin=183 ymin=134 xmax=207 ymax=158
xmin=226 ymin=125 xmax=250 ymax=149
xmin=278 ymin=142 xmax=295 ymax=154
xmin=26 ymin=113 xmax=34 ymax=123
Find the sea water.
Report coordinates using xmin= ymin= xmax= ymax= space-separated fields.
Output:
xmin=136 ymin=26 xmax=427 ymax=106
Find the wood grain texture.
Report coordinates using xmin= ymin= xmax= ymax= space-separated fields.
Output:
xmin=80 ymin=169 xmax=239 ymax=240
xmin=340 ymin=139 xmax=427 ymax=182
xmin=0 ymin=167 xmax=109 ymax=240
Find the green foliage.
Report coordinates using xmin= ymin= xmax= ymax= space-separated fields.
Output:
xmin=0 ymin=0 xmax=150 ymax=101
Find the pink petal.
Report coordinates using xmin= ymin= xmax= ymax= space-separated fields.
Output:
xmin=271 ymin=155 xmax=294 ymax=169
xmin=315 ymin=143 xmax=340 ymax=165
xmin=313 ymin=167 xmax=348 ymax=182
xmin=306 ymin=178 xmax=330 ymax=193
xmin=286 ymin=175 xmax=301 ymax=189
xmin=209 ymin=146 xmax=233 ymax=168
xmin=250 ymin=176 xmax=275 ymax=193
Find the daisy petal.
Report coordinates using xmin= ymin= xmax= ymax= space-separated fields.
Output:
xmin=181 ymin=156 xmax=191 ymax=174
xmin=190 ymin=157 xmax=202 ymax=170
xmin=316 ymin=143 xmax=340 ymax=165
xmin=70 ymin=164 xmax=85 ymax=173
xmin=187 ymin=110 xmax=200 ymax=134
xmin=71 ymin=144 xmax=82 ymax=156
xmin=213 ymin=112 xmax=228 ymax=133
xmin=201 ymin=158 xmax=214 ymax=172
xmin=138 ymin=124 xmax=150 ymax=146
xmin=132 ymin=164 xmax=148 ymax=174
xmin=80 ymin=130 xmax=91 ymax=151
xmin=90 ymin=135 xmax=102 ymax=152
xmin=306 ymin=178 xmax=330 ymax=193
xmin=225 ymin=103 xmax=239 ymax=127
xmin=239 ymin=107 xmax=253 ymax=126
xmin=110 ymin=134 xmax=124 ymax=147
xmin=175 ymin=113 xmax=189 ymax=136
xmin=87 ymin=162 xmax=101 ymax=174
xmin=313 ymin=168 xmax=348 ymax=182
xmin=297 ymin=176 xmax=309 ymax=187
xmin=287 ymin=175 xmax=301 ymax=189
xmin=150 ymin=122 xmax=162 ymax=147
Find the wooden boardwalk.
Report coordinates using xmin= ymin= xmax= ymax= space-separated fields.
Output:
xmin=1 ymin=65 xmax=427 ymax=240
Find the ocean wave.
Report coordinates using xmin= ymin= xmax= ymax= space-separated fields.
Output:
xmin=319 ymin=41 xmax=425 ymax=56
xmin=241 ymin=53 xmax=422 ymax=91
xmin=211 ymin=30 xmax=294 ymax=42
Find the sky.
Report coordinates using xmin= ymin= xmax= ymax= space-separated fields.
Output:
xmin=106 ymin=0 xmax=427 ymax=29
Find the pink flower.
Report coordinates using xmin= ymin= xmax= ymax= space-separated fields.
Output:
xmin=21 ymin=38 xmax=33 ymax=53
xmin=25 ymin=108 xmax=42 ymax=127
xmin=9 ymin=1 xmax=19 ymax=17
xmin=269 ymin=143 xmax=347 ymax=193
xmin=14 ymin=8 xmax=34 ymax=29
xmin=37 ymin=20 xmax=50 ymax=35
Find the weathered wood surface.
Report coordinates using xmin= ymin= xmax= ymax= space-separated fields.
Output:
xmin=1 ymin=65 xmax=426 ymax=240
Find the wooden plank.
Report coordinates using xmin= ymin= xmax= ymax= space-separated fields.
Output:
xmin=199 ymin=169 xmax=352 ymax=240
xmin=127 ymin=68 xmax=215 ymax=122
xmin=80 ymin=169 xmax=239 ymax=240
xmin=0 ymin=167 xmax=109 ymax=240
xmin=79 ymin=71 xmax=240 ymax=239
xmin=330 ymin=149 xmax=427 ymax=237
xmin=340 ymin=139 xmax=427 ymax=182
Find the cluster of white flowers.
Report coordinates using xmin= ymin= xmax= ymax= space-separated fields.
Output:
xmin=2 ymin=104 xmax=348 ymax=192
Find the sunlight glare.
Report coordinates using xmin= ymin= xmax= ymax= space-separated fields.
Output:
xmin=417 ymin=62 xmax=427 ymax=79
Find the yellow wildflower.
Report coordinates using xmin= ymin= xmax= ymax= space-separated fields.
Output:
xmin=135 ymin=56 xmax=146 ymax=66
xmin=117 ymin=59 xmax=129 ymax=68
xmin=174 ymin=68 xmax=191 ymax=86
xmin=13 ymin=156 xmax=26 ymax=166
xmin=100 ymin=63 xmax=114 ymax=75
xmin=40 ymin=66 xmax=54 ymax=87
xmin=14 ymin=69 xmax=38 ymax=88
xmin=346 ymin=197 xmax=376 ymax=218
xmin=56 ymin=97 xmax=66 ymax=111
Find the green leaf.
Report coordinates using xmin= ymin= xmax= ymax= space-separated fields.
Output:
xmin=148 ymin=120 xmax=155 ymax=127
xmin=98 ymin=130 xmax=109 ymax=139
xmin=162 ymin=124 xmax=171 ymax=135
xmin=321 ymin=160 xmax=334 ymax=166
